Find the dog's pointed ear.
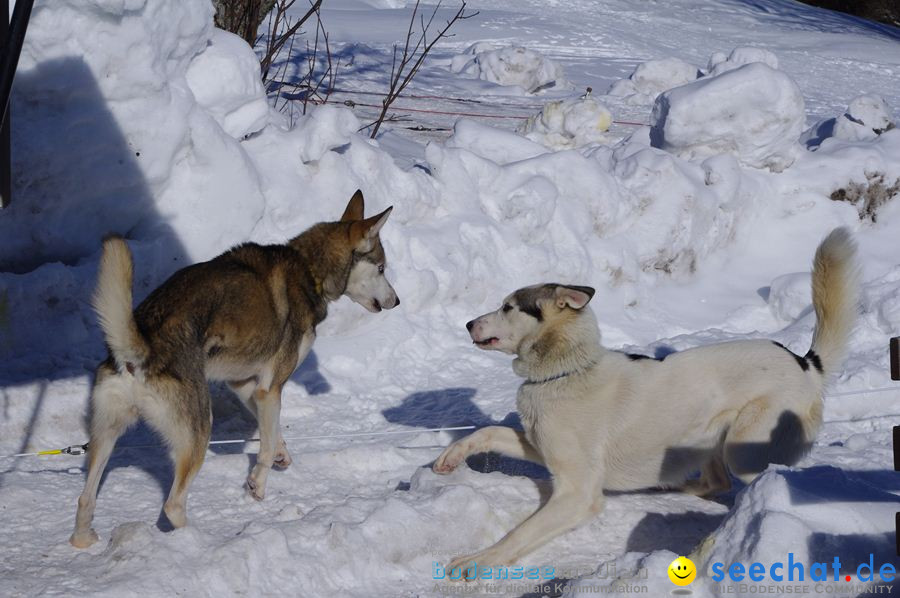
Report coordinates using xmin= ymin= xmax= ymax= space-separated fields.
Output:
xmin=349 ymin=206 xmax=393 ymax=250
xmin=554 ymin=285 xmax=595 ymax=310
xmin=341 ymin=190 xmax=365 ymax=222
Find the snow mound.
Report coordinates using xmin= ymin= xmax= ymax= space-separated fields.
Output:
xmin=834 ymin=94 xmax=895 ymax=141
xmin=186 ymin=28 xmax=269 ymax=139
xmin=607 ymin=57 xmax=701 ymax=104
xmin=432 ymin=124 xmax=748 ymax=282
xmin=445 ymin=119 xmax=547 ymax=164
xmin=451 ymin=44 xmax=568 ymax=93
xmin=650 ymin=62 xmax=805 ymax=171
xmin=789 ymin=127 xmax=900 ymax=222
xmin=804 ymin=94 xmax=896 ymax=148
xmin=767 ymin=272 xmax=812 ymax=322
xmin=518 ymin=96 xmax=613 ymax=149
xmin=707 ymin=46 xmax=779 ymax=76
xmin=292 ymin=104 xmax=362 ymax=163
xmin=694 ymin=467 xmax=900 ymax=594
xmin=565 ymin=467 xmax=900 ymax=597
xmin=1 ymin=0 xmax=266 ymax=273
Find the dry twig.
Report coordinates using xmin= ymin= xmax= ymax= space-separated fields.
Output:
xmin=367 ymin=1 xmax=476 ymax=139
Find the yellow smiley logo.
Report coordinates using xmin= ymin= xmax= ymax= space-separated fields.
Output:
xmin=668 ymin=556 xmax=696 ymax=586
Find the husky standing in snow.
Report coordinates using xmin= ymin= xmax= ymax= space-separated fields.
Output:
xmin=70 ymin=190 xmax=399 ymax=548
xmin=434 ymin=228 xmax=858 ymax=576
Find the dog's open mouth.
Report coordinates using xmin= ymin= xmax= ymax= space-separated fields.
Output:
xmin=474 ymin=337 xmax=499 ymax=347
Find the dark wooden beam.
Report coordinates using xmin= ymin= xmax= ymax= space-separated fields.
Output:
xmin=891 ymin=337 xmax=899 ymax=381
xmin=0 ymin=0 xmax=36 ymax=208
xmin=893 ymin=338 xmax=900 ymax=554
xmin=1 ymin=0 xmax=10 ymax=208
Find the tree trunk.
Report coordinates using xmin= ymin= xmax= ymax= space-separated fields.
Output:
xmin=213 ymin=0 xmax=277 ymax=46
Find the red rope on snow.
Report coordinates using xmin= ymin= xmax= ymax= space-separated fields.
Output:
xmin=311 ymin=97 xmax=647 ymax=126
xmin=275 ymin=83 xmax=647 ymax=126
xmin=327 ymin=98 xmax=530 ymax=119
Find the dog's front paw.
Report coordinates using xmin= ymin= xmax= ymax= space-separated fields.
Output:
xmin=69 ymin=528 xmax=99 ymax=549
xmin=273 ymin=440 xmax=292 ymax=470
xmin=246 ymin=467 xmax=268 ymax=501
xmin=433 ymin=442 xmax=468 ymax=474
xmin=446 ymin=552 xmax=491 ymax=582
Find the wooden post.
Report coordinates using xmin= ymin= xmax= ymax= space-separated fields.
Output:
xmin=891 ymin=337 xmax=899 ymax=382
xmin=892 ymin=337 xmax=899 ymax=555
xmin=0 ymin=0 xmax=37 ymax=209
xmin=1 ymin=0 xmax=10 ymax=209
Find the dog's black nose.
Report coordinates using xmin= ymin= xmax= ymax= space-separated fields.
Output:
xmin=466 ymin=320 xmax=474 ymax=331
xmin=394 ymin=296 xmax=400 ymax=307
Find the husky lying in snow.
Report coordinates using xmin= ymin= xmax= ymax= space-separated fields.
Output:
xmin=71 ymin=190 xmax=399 ymax=549
xmin=434 ymin=228 xmax=858 ymax=577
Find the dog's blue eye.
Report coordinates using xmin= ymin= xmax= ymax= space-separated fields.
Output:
xmin=502 ymin=304 xmax=513 ymax=313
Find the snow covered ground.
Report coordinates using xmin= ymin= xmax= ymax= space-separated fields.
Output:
xmin=2 ymin=0 xmax=900 ymax=596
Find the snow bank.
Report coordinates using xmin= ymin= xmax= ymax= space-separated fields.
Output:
xmin=805 ymin=94 xmax=896 ymax=148
xmin=518 ymin=96 xmax=613 ymax=149
xmin=650 ymin=62 xmax=805 ymax=171
xmin=707 ymin=46 xmax=779 ymax=76
xmin=451 ymin=43 xmax=568 ymax=93
xmin=431 ymin=123 xmax=750 ymax=283
xmin=607 ymin=57 xmax=700 ymax=104
xmin=564 ymin=467 xmax=899 ymax=597
xmin=186 ymin=28 xmax=269 ymax=139
xmin=767 ymin=272 xmax=812 ymax=322
xmin=445 ymin=119 xmax=548 ymax=164
xmin=790 ymin=128 xmax=900 ymax=222
xmin=2 ymin=0 xmax=268 ymax=274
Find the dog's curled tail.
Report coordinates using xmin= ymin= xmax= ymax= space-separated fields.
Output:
xmin=809 ymin=227 xmax=859 ymax=378
xmin=94 ymin=236 xmax=149 ymax=369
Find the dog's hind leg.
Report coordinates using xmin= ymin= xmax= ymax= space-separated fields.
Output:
xmin=145 ymin=373 xmax=212 ymax=529
xmin=163 ymin=428 xmax=209 ymax=529
xmin=723 ymin=396 xmax=816 ymax=486
xmin=70 ymin=364 xmax=138 ymax=548
xmin=433 ymin=426 xmax=544 ymax=474
xmin=681 ymin=453 xmax=731 ymax=498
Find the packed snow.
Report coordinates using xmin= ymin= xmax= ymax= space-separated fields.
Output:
xmin=518 ymin=96 xmax=613 ymax=150
xmin=707 ymin=46 xmax=781 ymax=76
xmin=451 ymin=43 xmax=569 ymax=94
xmin=2 ymin=0 xmax=900 ymax=597
xmin=607 ymin=56 xmax=701 ymax=104
xmin=650 ymin=62 xmax=806 ymax=171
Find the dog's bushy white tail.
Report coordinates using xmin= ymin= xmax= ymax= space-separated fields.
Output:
xmin=809 ymin=227 xmax=859 ymax=377
xmin=94 ymin=236 xmax=149 ymax=368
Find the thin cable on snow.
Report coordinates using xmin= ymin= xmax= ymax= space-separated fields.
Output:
xmin=2 ymin=387 xmax=897 ymax=460
xmin=0 ymin=425 xmax=476 ymax=460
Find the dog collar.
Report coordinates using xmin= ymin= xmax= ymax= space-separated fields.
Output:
xmin=524 ymin=370 xmax=573 ymax=385
xmin=524 ymin=360 xmax=597 ymax=386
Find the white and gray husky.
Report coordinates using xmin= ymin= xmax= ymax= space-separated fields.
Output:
xmin=434 ymin=228 xmax=858 ymax=577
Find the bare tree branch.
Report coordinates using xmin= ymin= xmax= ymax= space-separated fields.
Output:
xmin=369 ymin=0 xmax=476 ymax=139
xmin=260 ymin=0 xmax=322 ymax=81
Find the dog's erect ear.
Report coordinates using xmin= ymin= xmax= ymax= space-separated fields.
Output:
xmin=554 ymin=285 xmax=595 ymax=310
xmin=350 ymin=206 xmax=393 ymax=250
xmin=341 ymin=190 xmax=365 ymax=222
